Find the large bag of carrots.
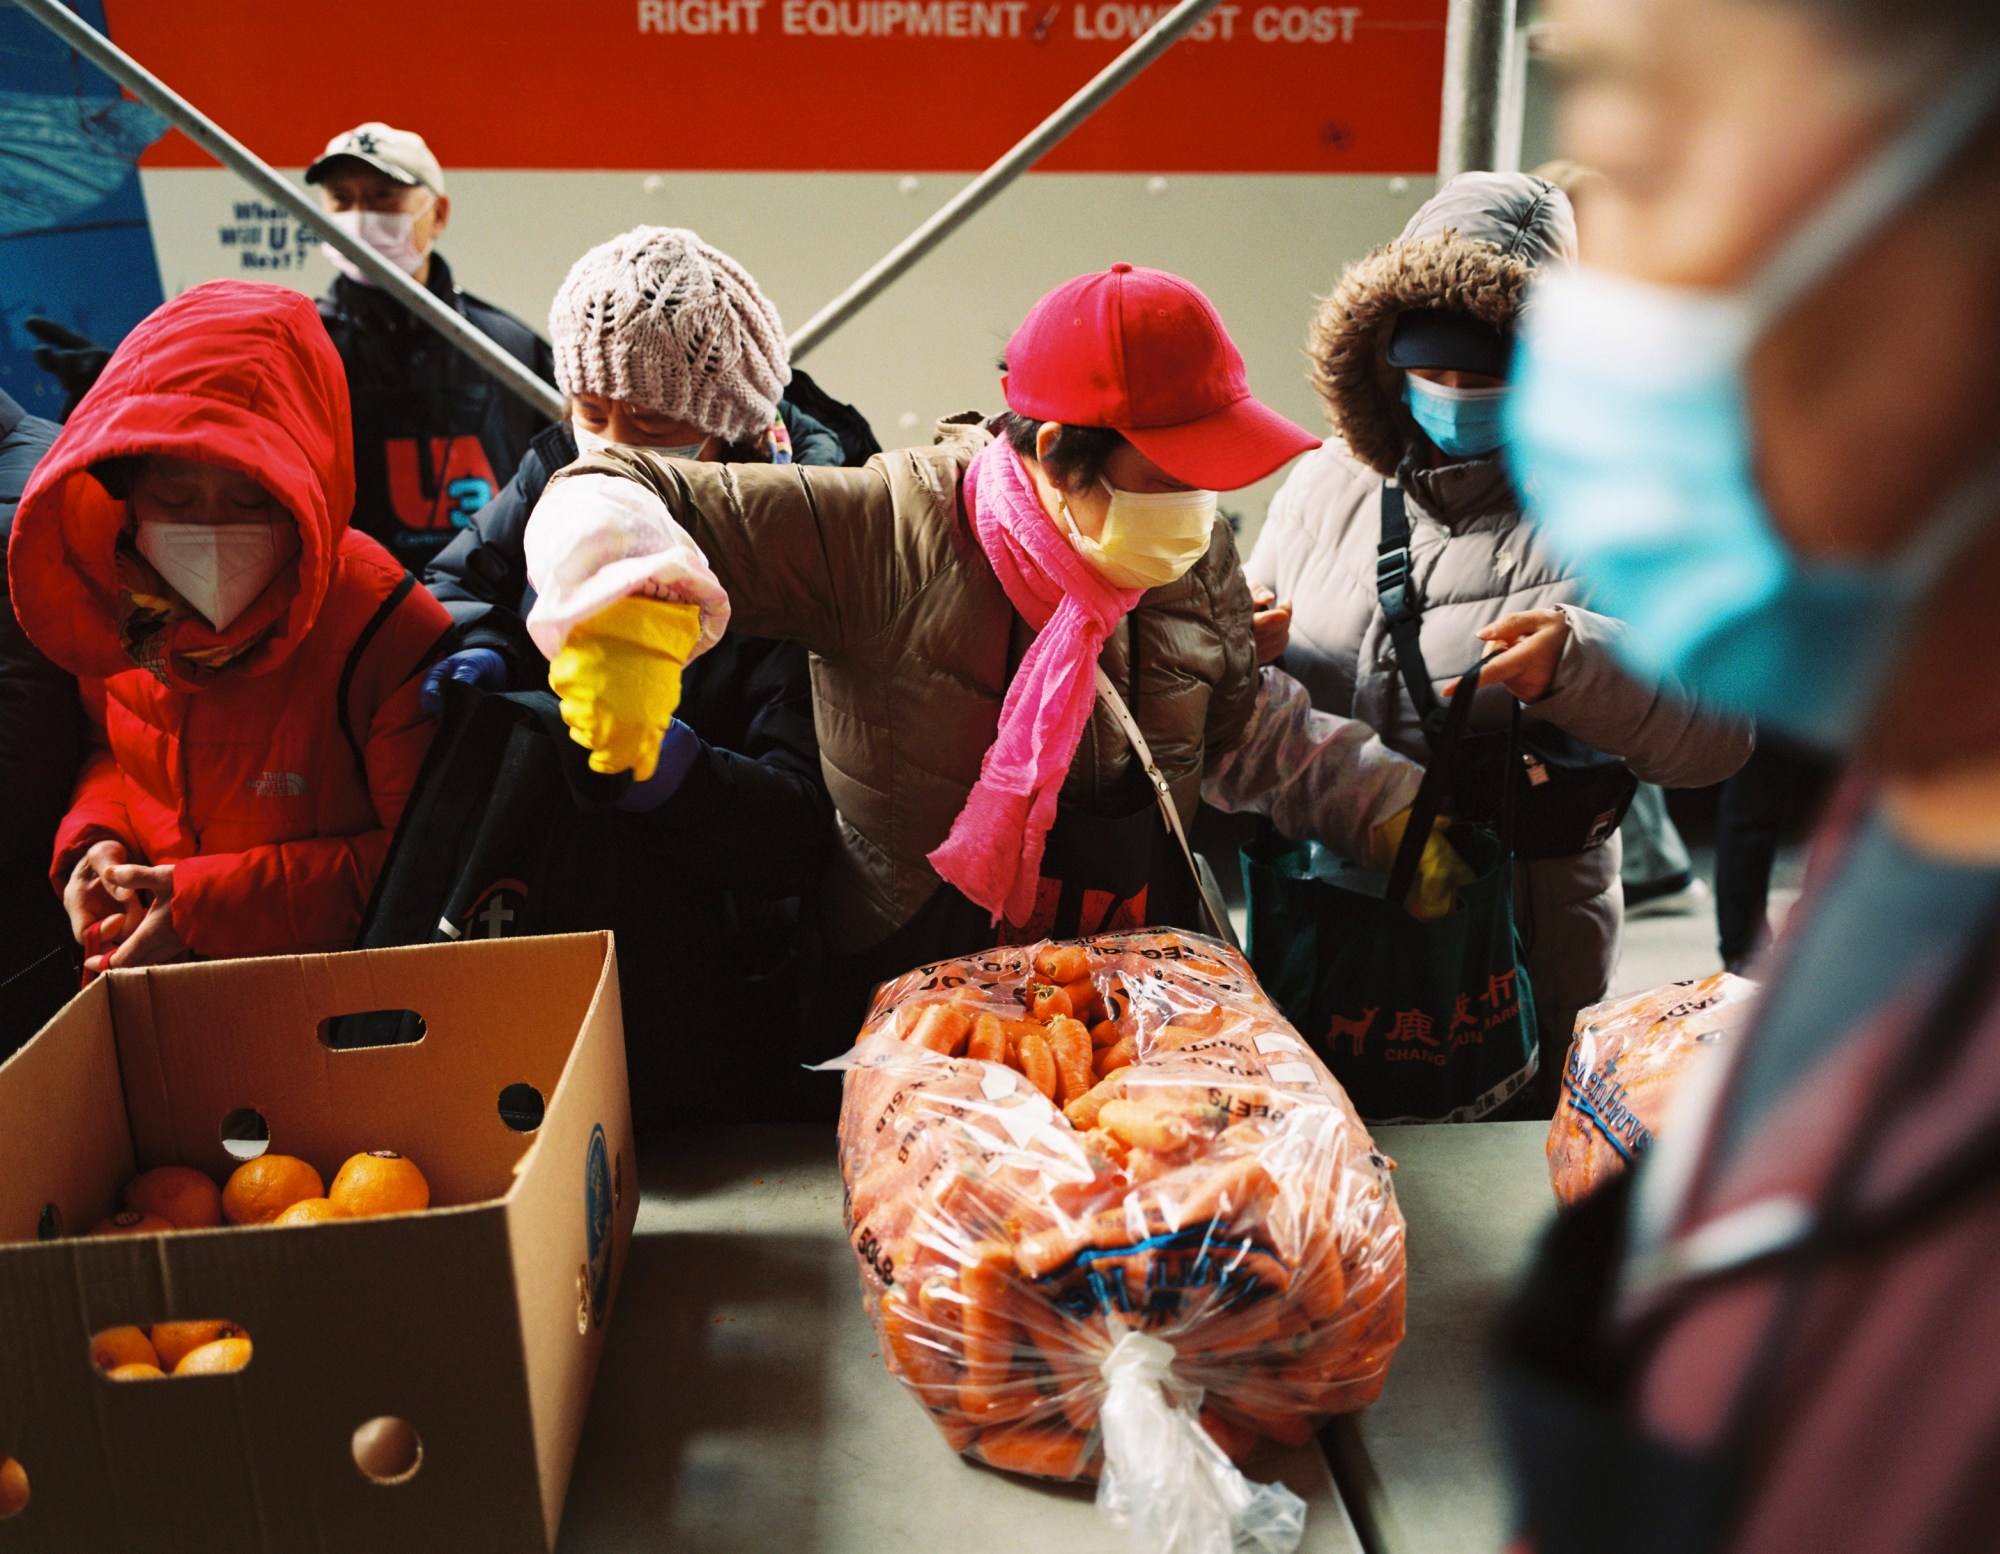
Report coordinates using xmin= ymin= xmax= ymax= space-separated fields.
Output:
xmin=829 ymin=930 xmax=1406 ymax=1554
xmin=1547 ymin=972 xmax=1759 ymax=1206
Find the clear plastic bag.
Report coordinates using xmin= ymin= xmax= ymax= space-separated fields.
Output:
xmin=828 ymin=930 xmax=1407 ymax=1554
xmin=1547 ymin=971 xmax=1760 ymax=1206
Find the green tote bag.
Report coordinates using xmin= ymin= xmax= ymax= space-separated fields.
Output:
xmin=1242 ymin=658 xmax=1538 ymax=1122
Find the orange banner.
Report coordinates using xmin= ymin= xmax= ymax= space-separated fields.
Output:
xmin=106 ymin=0 xmax=1444 ymax=174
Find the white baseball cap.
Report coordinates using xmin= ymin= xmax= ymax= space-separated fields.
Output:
xmin=305 ymin=122 xmax=446 ymax=196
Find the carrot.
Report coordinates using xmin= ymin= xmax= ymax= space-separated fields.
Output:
xmin=1103 ymin=980 xmax=1133 ymax=1023
xmin=1033 ymin=944 xmax=1091 ymax=985
xmin=1062 ymin=978 xmax=1105 ymax=1024
xmin=909 ymin=1002 xmax=973 ymax=1056
xmin=1094 ymin=1034 xmax=1137 ymax=1079
xmin=1089 ymin=1018 xmax=1124 ymax=1049
xmin=1026 ymin=982 xmax=1073 ymax=1024
xmin=973 ymin=1422 xmax=1095 ymax=1480
xmin=1295 ymin=1246 xmax=1349 ymax=1321
xmin=967 ymin=1012 xmax=1009 ymax=1065
xmin=1062 ymin=1070 xmax=1128 ymax=1131
xmin=882 ymin=1292 xmax=957 ymax=1403
xmin=1097 ymin=1098 xmax=1193 ymax=1154
xmin=1017 ymin=1027 xmax=1059 ymax=1100
xmin=1045 ymin=1016 xmax=1095 ymax=1106
xmin=959 ymin=1242 xmax=1022 ymax=1419
xmin=1212 ymin=1397 xmax=1314 ymax=1448
xmin=1200 ymin=1407 xmax=1260 ymax=1463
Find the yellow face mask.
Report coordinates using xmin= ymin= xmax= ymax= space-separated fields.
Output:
xmin=1062 ymin=480 xmax=1218 ymax=591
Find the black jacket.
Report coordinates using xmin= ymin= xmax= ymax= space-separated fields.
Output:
xmin=424 ymin=420 xmax=835 ymax=897
xmin=0 ymin=389 xmax=78 ymax=869
xmin=317 ymin=252 xmax=556 ymax=572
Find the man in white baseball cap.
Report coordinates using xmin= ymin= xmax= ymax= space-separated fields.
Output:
xmin=305 ymin=121 xmax=554 ymax=569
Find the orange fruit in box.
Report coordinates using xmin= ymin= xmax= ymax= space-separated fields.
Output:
xmin=222 ymin=1154 xmax=324 ymax=1225
xmin=329 ymin=1151 xmax=430 ymax=1218
xmin=90 ymin=1210 xmax=173 ymax=1236
xmin=106 ymin=1362 xmax=166 ymax=1382
xmin=123 ymin=1165 xmax=222 ymax=1230
xmin=0 ymin=1455 xmax=26 ymax=1517
xmin=273 ymin=1196 xmax=345 ymax=1226
xmin=150 ymin=1320 xmax=243 ymax=1372
xmin=174 ymin=1336 xmax=253 ymax=1376
xmin=91 ymin=1326 xmax=160 ymax=1372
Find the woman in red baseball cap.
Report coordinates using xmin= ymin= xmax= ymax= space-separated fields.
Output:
xmin=520 ymin=263 xmax=1420 ymax=1033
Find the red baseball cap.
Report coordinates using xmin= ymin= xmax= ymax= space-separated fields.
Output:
xmin=1002 ymin=263 xmax=1319 ymax=491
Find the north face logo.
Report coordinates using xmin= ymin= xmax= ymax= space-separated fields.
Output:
xmin=250 ymin=772 xmax=309 ymax=798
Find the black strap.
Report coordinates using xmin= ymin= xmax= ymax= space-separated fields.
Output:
xmin=1377 ymin=482 xmax=1449 ymax=743
xmin=1384 ymin=650 xmax=1484 ymax=914
xmin=337 ymin=572 xmax=418 ymax=783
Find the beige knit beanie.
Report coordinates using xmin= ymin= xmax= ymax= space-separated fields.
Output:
xmin=549 ymin=226 xmax=789 ymax=445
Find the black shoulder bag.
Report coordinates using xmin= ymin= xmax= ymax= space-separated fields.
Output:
xmin=1378 ymin=483 xmax=1636 ymax=860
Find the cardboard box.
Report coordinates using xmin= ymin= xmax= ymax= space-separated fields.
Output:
xmin=0 ymin=932 xmax=636 ymax=1552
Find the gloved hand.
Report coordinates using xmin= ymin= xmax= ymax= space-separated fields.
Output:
xmin=1368 ymin=807 xmax=1478 ymax=922
xmin=25 ymin=317 xmax=112 ymax=419
xmin=615 ymin=720 xmax=701 ymax=813
xmin=419 ymin=647 xmax=510 ymax=715
xmin=548 ymin=595 xmax=703 ymax=781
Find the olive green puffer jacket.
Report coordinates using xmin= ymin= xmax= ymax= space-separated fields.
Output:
xmin=561 ymin=420 xmax=1260 ymax=954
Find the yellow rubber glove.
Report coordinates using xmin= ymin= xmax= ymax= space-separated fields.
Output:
xmin=1367 ymin=807 xmax=1479 ymax=922
xmin=547 ymin=596 xmax=704 ymax=781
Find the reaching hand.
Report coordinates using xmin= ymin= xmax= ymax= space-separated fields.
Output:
xmin=64 ymin=839 xmax=137 ymax=948
xmin=93 ymin=862 xmax=187 ymax=971
xmin=1444 ymin=609 xmax=1572 ymax=705
xmin=25 ymin=316 xmax=112 ymax=418
xmin=1250 ymin=583 xmax=1292 ymax=667
xmin=419 ymin=647 xmax=510 ymax=715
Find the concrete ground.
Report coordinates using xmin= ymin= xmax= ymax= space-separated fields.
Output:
xmin=1608 ymin=846 xmax=1804 ymax=997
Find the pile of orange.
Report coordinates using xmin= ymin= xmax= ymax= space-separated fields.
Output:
xmin=88 ymin=1149 xmax=431 ymax=1238
xmin=90 ymin=1321 xmax=253 ymax=1380
xmin=78 ymin=1150 xmax=431 ymax=1386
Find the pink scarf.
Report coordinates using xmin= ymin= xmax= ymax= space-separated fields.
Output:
xmin=928 ymin=439 xmax=1144 ymax=924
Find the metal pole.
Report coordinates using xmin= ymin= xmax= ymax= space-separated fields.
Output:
xmin=1436 ymin=0 xmax=1518 ymax=180
xmin=10 ymin=0 xmax=567 ymax=422
xmin=789 ymin=0 xmax=1224 ymax=361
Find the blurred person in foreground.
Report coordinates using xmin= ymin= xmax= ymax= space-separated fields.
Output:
xmin=1496 ymin=1 xmax=2000 ymax=1551
xmin=306 ymin=122 xmax=555 ymax=571
xmin=9 ymin=281 xmax=449 ymax=971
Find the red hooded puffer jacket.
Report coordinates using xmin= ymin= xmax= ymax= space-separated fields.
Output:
xmin=10 ymin=280 xmax=450 ymax=960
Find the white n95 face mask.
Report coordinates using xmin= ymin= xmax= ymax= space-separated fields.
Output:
xmin=571 ymin=423 xmax=705 ymax=461
xmin=322 ymin=207 xmax=429 ymax=285
xmin=1063 ymin=481 xmax=1219 ymax=591
xmin=135 ymin=520 xmax=300 ymax=631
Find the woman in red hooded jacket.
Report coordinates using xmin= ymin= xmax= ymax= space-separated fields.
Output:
xmin=9 ymin=279 xmax=450 ymax=969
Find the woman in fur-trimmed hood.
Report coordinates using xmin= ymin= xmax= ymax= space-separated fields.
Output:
xmin=1246 ymin=171 xmax=1753 ymax=1113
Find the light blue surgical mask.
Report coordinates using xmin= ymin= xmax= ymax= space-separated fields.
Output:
xmin=1403 ymin=373 xmax=1508 ymax=460
xmin=1506 ymin=55 xmax=2000 ymax=751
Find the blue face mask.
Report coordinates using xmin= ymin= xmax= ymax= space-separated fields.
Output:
xmin=1403 ymin=373 xmax=1508 ymax=460
xmin=1506 ymin=56 xmax=2000 ymax=751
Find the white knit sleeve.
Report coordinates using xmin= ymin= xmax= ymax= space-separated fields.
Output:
xmin=523 ymin=471 xmax=732 ymax=660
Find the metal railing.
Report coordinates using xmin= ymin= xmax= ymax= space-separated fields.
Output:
xmin=788 ymin=0 xmax=1225 ymax=360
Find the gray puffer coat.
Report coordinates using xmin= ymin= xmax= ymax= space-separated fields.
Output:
xmin=1248 ymin=173 xmax=1753 ymax=1062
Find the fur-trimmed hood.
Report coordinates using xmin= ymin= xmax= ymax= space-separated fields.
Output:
xmin=1309 ymin=172 xmax=1576 ymax=476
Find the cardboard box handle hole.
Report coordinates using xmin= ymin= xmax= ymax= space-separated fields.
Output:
xmin=319 ymin=1009 xmax=427 ymax=1050
xmin=219 ymin=1107 xmax=270 ymax=1160
xmin=352 ymin=1417 xmax=423 ymax=1485
xmin=498 ymin=1083 xmax=545 ymax=1133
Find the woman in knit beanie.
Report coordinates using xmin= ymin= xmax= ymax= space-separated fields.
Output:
xmin=419 ymin=227 xmax=845 ymax=1125
xmin=549 ymin=226 xmax=811 ymax=465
